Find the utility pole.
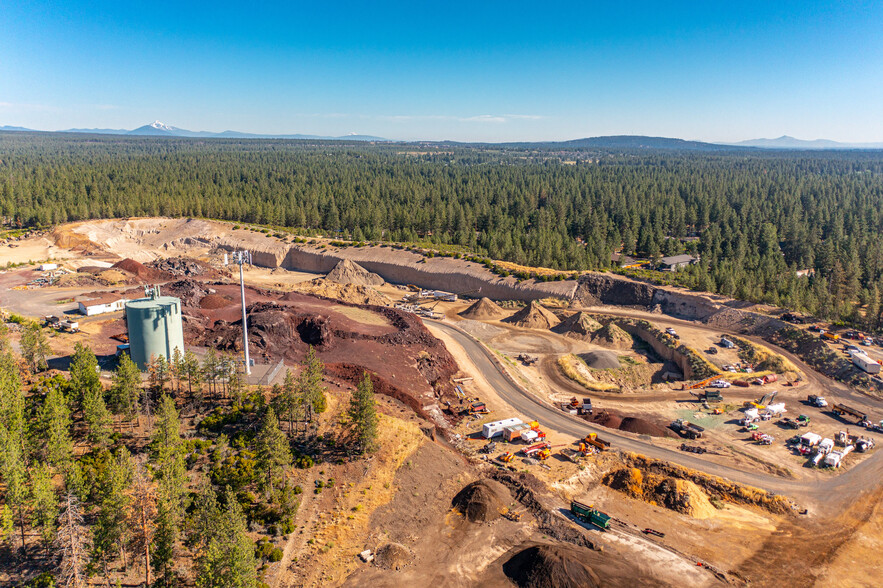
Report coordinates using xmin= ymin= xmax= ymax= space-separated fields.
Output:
xmin=225 ymin=251 xmax=253 ymax=375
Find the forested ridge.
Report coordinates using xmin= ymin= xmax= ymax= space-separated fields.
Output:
xmin=2 ymin=132 xmax=883 ymax=326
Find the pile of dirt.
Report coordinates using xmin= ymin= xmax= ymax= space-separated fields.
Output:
xmin=199 ymin=293 xmax=234 ymax=309
xmin=591 ymin=322 xmax=633 ymax=349
xmin=586 ymin=409 xmax=677 ymax=439
xmin=451 ymin=479 xmax=512 ymax=523
xmin=163 ymin=278 xmax=213 ymax=306
xmin=504 ymin=301 xmax=560 ymax=329
xmin=373 ymin=542 xmax=411 ymax=570
xmin=578 ymin=350 xmax=621 ymax=370
xmin=503 ymin=543 xmax=601 ymax=588
xmin=325 ymin=259 xmax=384 ymax=286
xmin=288 ymin=279 xmax=391 ymax=306
xmin=112 ymin=258 xmax=166 ymax=281
xmin=148 ymin=256 xmax=227 ymax=278
xmin=552 ymin=311 xmax=602 ymax=339
xmin=604 ymin=468 xmax=716 ymax=519
xmin=459 ymin=297 xmax=507 ymax=320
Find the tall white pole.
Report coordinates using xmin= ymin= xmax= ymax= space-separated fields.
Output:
xmin=238 ymin=254 xmax=251 ymax=375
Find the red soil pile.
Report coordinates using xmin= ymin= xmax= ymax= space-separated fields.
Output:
xmin=585 ymin=409 xmax=676 ymax=438
xmin=199 ymin=293 xmax=234 ymax=309
xmin=112 ymin=258 xmax=168 ymax=281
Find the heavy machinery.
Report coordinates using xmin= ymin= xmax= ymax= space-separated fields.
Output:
xmin=498 ymin=452 xmax=515 ymax=463
xmin=581 ymin=433 xmax=611 ymax=451
xmin=749 ymin=390 xmax=779 ymax=410
xmin=464 ymin=401 xmax=489 ymax=416
xmin=684 ymin=377 xmax=718 ymax=390
xmin=500 ymin=507 xmax=522 ymax=522
xmin=516 ymin=354 xmax=538 ymax=366
xmin=833 ymin=403 xmax=868 ymax=423
xmin=522 ymin=442 xmax=552 ymax=460
xmin=670 ymin=419 xmax=704 ymax=439
xmin=807 ymin=395 xmax=828 ymax=408
xmin=570 ymin=500 xmax=611 ymax=530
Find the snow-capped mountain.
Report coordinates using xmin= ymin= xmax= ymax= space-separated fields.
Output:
xmin=128 ymin=120 xmax=184 ymax=136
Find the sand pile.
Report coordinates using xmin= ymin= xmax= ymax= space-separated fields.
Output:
xmin=504 ymin=301 xmax=560 ymax=329
xmin=288 ymin=279 xmax=391 ymax=306
xmin=578 ymin=350 xmax=620 ymax=370
xmin=503 ymin=543 xmax=601 ymax=588
xmin=325 ymin=259 xmax=384 ymax=286
xmin=592 ymin=323 xmax=633 ymax=349
xmin=452 ymin=479 xmax=512 ymax=523
xmin=459 ymin=297 xmax=507 ymax=320
xmin=604 ymin=468 xmax=716 ymax=518
xmin=373 ymin=542 xmax=412 ymax=570
xmin=112 ymin=258 xmax=166 ymax=280
xmin=553 ymin=312 xmax=602 ymax=339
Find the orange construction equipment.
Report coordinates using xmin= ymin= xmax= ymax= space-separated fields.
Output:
xmin=685 ymin=377 xmax=717 ymax=390
xmin=499 ymin=452 xmax=514 ymax=463
xmin=583 ymin=433 xmax=611 ymax=451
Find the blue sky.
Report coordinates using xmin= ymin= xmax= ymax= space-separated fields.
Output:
xmin=2 ymin=1 xmax=882 ymax=142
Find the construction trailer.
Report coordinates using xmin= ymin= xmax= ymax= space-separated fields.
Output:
xmin=832 ymin=404 xmax=868 ymax=422
xmin=720 ymin=337 xmax=735 ymax=349
xmin=852 ymin=353 xmax=881 ymax=375
xmin=824 ymin=445 xmax=854 ymax=468
xmin=570 ymin=500 xmax=611 ymax=529
xmin=482 ymin=418 xmax=523 ymax=439
xmin=503 ymin=423 xmax=531 ymax=442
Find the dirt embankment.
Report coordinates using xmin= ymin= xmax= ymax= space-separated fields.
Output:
xmin=573 ymin=274 xmax=721 ymax=320
xmin=503 ymin=543 xmax=602 ymax=588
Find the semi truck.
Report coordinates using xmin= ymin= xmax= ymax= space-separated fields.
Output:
xmin=670 ymin=419 xmax=704 ymax=439
xmin=832 ymin=404 xmax=868 ymax=423
xmin=570 ymin=500 xmax=611 ymax=530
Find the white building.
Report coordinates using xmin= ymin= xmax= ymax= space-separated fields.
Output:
xmin=78 ymin=294 xmax=132 ymax=316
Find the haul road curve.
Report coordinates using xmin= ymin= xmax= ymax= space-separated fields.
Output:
xmin=428 ymin=319 xmax=883 ymax=513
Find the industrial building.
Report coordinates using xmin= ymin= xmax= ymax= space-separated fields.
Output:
xmin=78 ymin=294 xmax=133 ymax=316
xmin=658 ymin=254 xmax=699 ymax=271
xmin=125 ymin=286 xmax=185 ymax=370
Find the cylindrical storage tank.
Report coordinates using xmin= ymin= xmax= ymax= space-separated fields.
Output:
xmin=125 ymin=296 xmax=185 ymax=370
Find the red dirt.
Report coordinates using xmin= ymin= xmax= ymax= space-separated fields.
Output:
xmin=584 ymin=409 xmax=677 ymax=438
xmin=111 ymin=258 xmax=169 ymax=281
xmin=199 ymin=293 xmax=234 ymax=309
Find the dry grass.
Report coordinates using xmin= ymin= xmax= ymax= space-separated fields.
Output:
xmin=557 ymin=354 xmax=620 ymax=392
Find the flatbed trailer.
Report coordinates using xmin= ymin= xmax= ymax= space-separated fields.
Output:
xmin=570 ymin=500 xmax=611 ymax=530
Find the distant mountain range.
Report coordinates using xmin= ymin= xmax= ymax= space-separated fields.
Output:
xmin=0 ymin=121 xmax=388 ymax=141
xmin=1 ymin=123 xmax=882 ymax=150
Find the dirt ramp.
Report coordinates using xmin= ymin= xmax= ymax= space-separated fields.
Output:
xmin=459 ymin=297 xmax=507 ymax=320
xmin=552 ymin=311 xmax=601 ymax=339
xmin=503 ymin=543 xmax=601 ymax=588
xmin=451 ymin=479 xmax=512 ymax=522
xmin=504 ymin=301 xmax=560 ymax=329
xmin=326 ymin=258 xmax=384 ymax=286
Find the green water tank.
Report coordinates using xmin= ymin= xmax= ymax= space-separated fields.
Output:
xmin=125 ymin=294 xmax=185 ymax=370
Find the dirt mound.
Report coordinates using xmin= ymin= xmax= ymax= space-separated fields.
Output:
xmin=373 ymin=542 xmax=411 ymax=570
xmin=287 ymin=279 xmax=391 ymax=306
xmin=504 ymin=301 xmax=560 ymax=329
xmin=604 ymin=468 xmax=716 ymax=518
xmin=503 ymin=543 xmax=601 ymax=588
xmin=586 ymin=409 xmax=677 ymax=438
xmin=163 ymin=278 xmax=213 ymax=306
xmin=459 ymin=297 xmax=507 ymax=320
xmin=553 ymin=311 xmax=602 ymax=338
xmin=199 ymin=293 xmax=234 ymax=309
xmin=451 ymin=479 xmax=512 ymax=522
xmin=591 ymin=322 xmax=633 ymax=349
xmin=148 ymin=256 xmax=226 ymax=278
xmin=325 ymin=259 xmax=384 ymax=286
xmin=112 ymin=258 xmax=166 ymax=280
xmin=578 ymin=350 xmax=620 ymax=370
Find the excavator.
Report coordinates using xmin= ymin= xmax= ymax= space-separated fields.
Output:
xmin=748 ymin=390 xmax=778 ymax=410
xmin=581 ymin=432 xmax=611 ymax=452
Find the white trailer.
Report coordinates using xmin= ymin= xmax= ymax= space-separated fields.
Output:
xmin=482 ymin=417 xmax=523 ymax=439
xmin=824 ymin=445 xmax=854 ymax=468
xmin=766 ymin=402 xmax=787 ymax=416
xmin=800 ymin=432 xmax=822 ymax=447
xmin=852 ymin=353 xmax=881 ymax=375
xmin=38 ymin=263 xmax=58 ymax=271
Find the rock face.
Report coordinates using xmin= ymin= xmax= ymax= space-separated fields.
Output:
xmin=325 ymin=259 xmax=384 ymax=286
xmin=552 ymin=311 xmax=602 ymax=339
xmin=459 ymin=297 xmax=507 ymax=320
xmin=504 ymin=301 xmax=561 ymax=329
xmin=451 ymin=479 xmax=512 ymax=523
xmin=503 ymin=544 xmax=602 ymax=588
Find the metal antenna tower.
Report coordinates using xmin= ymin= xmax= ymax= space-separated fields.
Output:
xmin=225 ymin=251 xmax=253 ymax=374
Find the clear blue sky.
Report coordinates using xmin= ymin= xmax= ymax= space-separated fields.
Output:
xmin=2 ymin=1 xmax=882 ymax=142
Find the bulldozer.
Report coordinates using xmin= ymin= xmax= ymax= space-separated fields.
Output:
xmin=582 ymin=432 xmax=611 ymax=451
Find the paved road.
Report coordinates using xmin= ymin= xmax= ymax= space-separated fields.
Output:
xmin=429 ymin=320 xmax=883 ymax=511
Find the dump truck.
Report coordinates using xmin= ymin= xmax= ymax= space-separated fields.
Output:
xmin=570 ymin=500 xmax=611 ymax=530
xmin=833 ymin=403 xmax=868 ymax=422
xmin=670 ymin=419 xmax=704 ymax=439
xmin=581 ymin=433 xmax=611 ymax=451
xmin=822 ymin=332 xmax=840 ymax=341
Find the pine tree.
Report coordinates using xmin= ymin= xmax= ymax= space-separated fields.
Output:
xmin=31 ymin=461 xmax=58 ymax=545
xmin=275 ymin=370 xmax=298 ymax=434
xmin=0 ymin=503 xmax=13 ymax=545
xmin=94 ymin=448 xmax=134 ymax=578
xmin=255 ymin=407 xmax=292 ymax=492
xmin=195 ymin=488 xmax=258 ymax=588
xmin=40 ymin=382 xmax=73 ymax=470
xmin=68 ymin=343 xmax=101 ymax=408
xmin=151 ymin=395 xmax=182 ymax=455
xmin=169 ymin=347 xmax=184 ymax=394
xmin=20 ymin=321 xmax=51 ymax=373
xmin=148 ymin=354 xmax=170 ymax=394
xmin=128 ymin=461 xmax=156 ymax=588
xmin=0 ymin=351 xmax=25 ymax=442
xmin=83 ymin=385 xmax=113 ymax=447
xmin=56 ymin=491 xmax=88 ymax=588
xmin=298 ymin=346 xmax=326 ymax=413
xmin=110 ymin=352 xmax=141 ymax=420
xmin=182 ymin=350 xmax=203 ymax=402
xmin=348 ymin=373 xmax=379 ymax=454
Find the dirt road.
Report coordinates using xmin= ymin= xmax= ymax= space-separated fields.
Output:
xmin=429 ymin=319 xmax=883 ymax=514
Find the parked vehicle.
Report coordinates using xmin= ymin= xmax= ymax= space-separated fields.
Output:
xmin=670 ymin=419 xmax=705 ymax=439
xmin=570 ymin=500 xmax=611 ymax=530
xmin=833 ymin=403 xmax=869 ymax=422
xmin=807 ymin=395 xmax=828 ymax=408
xmin=710 ymin=379 xmax=731 ymax=388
